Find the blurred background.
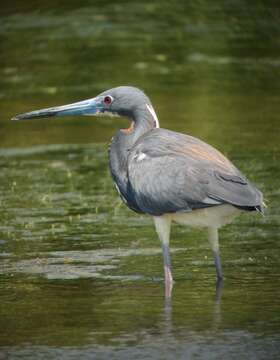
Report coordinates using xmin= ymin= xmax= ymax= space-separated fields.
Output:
xmin=0 ymin=1 xmax=280 ymax=359
xmin=1 ymin=0 xmax=280 ymax=148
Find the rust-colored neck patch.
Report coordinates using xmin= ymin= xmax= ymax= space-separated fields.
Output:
xmin=121 ymin=121 xmax=135 ymax=134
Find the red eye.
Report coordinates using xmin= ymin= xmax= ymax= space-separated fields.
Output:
xmin=104 ymin=95 xmax=113 ymax=105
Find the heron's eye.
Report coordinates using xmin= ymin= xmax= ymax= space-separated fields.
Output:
xmin=104 ymin=95 xmax=113 ymax=105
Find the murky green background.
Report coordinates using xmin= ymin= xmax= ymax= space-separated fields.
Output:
xmin=0 ymin=1 xmax=280 ymax=359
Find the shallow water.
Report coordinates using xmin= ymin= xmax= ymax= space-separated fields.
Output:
xmin=0 ymin=1 xmax=280 ymax=359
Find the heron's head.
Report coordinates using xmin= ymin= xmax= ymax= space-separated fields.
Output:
xmin=11 ymin=86 xmax=159 ymax=127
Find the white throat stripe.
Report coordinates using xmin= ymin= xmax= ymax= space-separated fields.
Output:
xmin=146 ymin=104 xmax=160 ymax=128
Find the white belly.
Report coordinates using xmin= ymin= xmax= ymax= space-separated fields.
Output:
xmin=170 ymin=204 xmax=241 ymax=229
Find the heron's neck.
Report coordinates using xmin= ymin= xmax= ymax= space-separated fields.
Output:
xmin=108 ymin=103 xmax=159 ymax=212
xmin=119 ymin=103 xmax=159 ymax=143
xmin=134 ymin=103 xmax=160 ymax=131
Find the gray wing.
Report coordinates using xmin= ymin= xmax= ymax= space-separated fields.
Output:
xmin=127 ymin=129 xmax=263 ymax=216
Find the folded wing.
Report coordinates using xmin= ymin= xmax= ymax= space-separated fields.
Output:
xmin=127 ymin=129 xmax=263 ymax=216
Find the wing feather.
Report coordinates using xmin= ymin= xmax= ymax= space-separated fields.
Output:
xmin=127 ymin=129 xmax=263 ymax=216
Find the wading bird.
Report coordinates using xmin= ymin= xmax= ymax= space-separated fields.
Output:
xmin=12 ymin=86 xmax=263 ymax=296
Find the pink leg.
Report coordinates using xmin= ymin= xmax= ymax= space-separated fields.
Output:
xmin=164 ymin=265 xmax=173 ymax=299
xmin=164 ymin=265 xmax=173 ymax=284
xmin=162 ymin=239 xmax=174 ymax=299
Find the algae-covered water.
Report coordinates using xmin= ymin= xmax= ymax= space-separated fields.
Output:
xmin=0 ymin=1 xmax=280 ymax=359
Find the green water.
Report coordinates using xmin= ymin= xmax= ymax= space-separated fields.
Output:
xmin=0 ymin=1 xmax=280 ymax=359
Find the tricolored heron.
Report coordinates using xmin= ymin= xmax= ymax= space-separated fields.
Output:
xmin=12 ymin=86 xmax=264 ymax=295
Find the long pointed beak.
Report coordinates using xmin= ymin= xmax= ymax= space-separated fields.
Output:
xmin=11 ymin=97 xmax=103 ymax=121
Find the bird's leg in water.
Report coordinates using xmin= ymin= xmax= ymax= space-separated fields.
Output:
xmin=208 ymin=227 xmax=223 ymax=280
xmin=153 ymin=216 xmax=173 ymax=297
xmin=162 ymin=242 xmax=173 ymax=297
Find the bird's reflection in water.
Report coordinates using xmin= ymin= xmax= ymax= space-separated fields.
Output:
xmin=162 ymin=279 xmax=224 ymax=338
xmin=213 ymin=279 xmax=224 ymax=328
xmin=215 ymin=278 xmax=224 ymax=303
